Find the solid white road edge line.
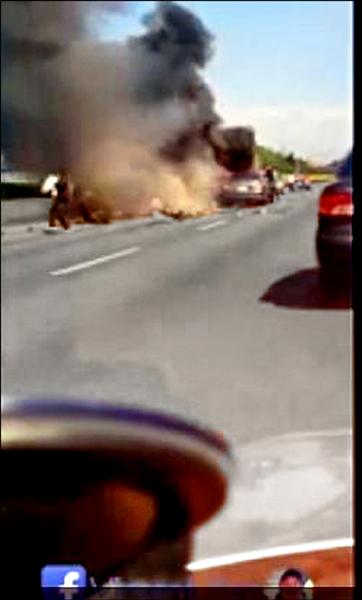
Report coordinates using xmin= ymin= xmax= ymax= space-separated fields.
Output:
xmin=50 ymin=246 xmax=141 ymax=276
xmin=198 ymin=219 xmax=227 ymax=231
xmin=187 ymin=537 xmax=354 ymax=571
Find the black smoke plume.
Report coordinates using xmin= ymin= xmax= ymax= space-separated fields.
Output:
xmin=2 ymin=1 xmax=223 ymax=215
xmin=1 ymin=1 xmax=127 ymax=171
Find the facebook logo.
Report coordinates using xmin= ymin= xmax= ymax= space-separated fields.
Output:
xmin=41 ymin=565 xmax=88 ymax=600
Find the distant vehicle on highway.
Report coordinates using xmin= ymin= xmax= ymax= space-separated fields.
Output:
xmin=275 ymin=176 xmax=286 ymax=196
xmin=218 ymin=169 xmax=274 ymax=208
xmin=295 ymin=175 xmax=312 ymax=191
xmin=285 ymin=174 xmax=297 ymax=191
xmin=316 ymin=150 xmax=353 ymax=285
xmin=279 ymin=174 xmax=291 ymax=193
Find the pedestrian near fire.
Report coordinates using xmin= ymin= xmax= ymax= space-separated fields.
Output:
xmin=48 ymin=168 xmax=73 ymax=230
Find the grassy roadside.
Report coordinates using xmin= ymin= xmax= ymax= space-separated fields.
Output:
xmin=308 ymin=173 xmax=336 ymax=183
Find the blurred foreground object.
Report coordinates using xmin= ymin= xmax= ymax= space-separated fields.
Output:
xmin=2 ymin=398 xmax=232 ymax=597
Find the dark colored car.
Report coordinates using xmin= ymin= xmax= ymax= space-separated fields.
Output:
xmin=316 ymin=151 xmax=353 ymax=283
xmin=218 ymin=169 xmax=274 ymax=208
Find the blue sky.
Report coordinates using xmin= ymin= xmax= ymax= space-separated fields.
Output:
xmin=96 ymin=1 xmax=353 ymax=162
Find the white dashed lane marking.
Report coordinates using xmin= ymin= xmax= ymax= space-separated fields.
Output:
xmin=197 ymin=219 xmax=227 ymax=232
xmin=50 ymin=246 xmax=141 ymax=276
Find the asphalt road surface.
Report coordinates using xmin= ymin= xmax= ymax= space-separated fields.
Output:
xmin=2 ymin=188 xmax=353 ymax=557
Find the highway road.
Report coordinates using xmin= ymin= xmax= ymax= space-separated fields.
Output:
xmin=1 ymin=188 xmax=353 ymax=557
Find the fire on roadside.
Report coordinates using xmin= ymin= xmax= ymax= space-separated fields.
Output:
xmin=33 ymin=2 xmax=255 ymax=228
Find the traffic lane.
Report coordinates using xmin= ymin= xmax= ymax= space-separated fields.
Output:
xmin=1 ymin=190 xmax=310 ymax=297
xmin=93 ymin=193 xmax=351 ymax=441
xmin=0 ymin=186 xmax=306 ymax=271
xmin=1 ymin=193 xmax=295 ymax=391
xmin=2 ymin=200 xmax=272 ymax=380
xmin=2 ymin=208 xmax=231 ymax=259
xmin=2 ymin=203 xmax=242 ymax=401
xmin=2 ymin=191 xmax=316 ymax=367
xmin=2 ymin=189 xmax=351 ymax=444
xmin=2 ymin=212 xmax=230 ymax=295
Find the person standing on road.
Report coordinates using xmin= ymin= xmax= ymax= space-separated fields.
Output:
xmin=265 ymin=165 xmax=277 ymax=202
xmin=265 ymin=165 xmax=276 ymax=184
xmin=48 ymin=168 xmax=73 ymax=230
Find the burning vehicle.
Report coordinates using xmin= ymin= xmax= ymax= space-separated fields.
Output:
xmin=4 ymin=0 xmax=279 ymax=225
xmin=2 ymin=1 xmax=227 ymax=224
xmin=217 ymin=169 xmax=273 ymax=208
xmin=2 ymin=0 xmax=268 ymax=224
xmin=207 ymin=125 xmax=276 ymax=207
